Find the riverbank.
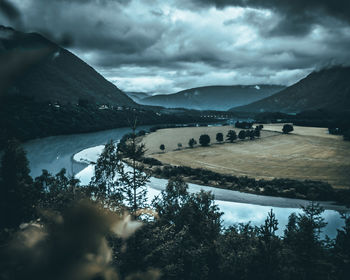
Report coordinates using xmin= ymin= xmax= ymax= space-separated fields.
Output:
xmin=72 ymin=144 xmax=349 ymax=211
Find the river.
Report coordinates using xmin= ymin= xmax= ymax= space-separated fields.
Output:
xmin=23 ymin=126 xmax=348 ymax=237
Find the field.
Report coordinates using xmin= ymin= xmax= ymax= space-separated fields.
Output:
xmin=142 ymin=125 xmax=350 ymax=189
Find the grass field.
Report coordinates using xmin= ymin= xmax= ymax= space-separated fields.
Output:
xmin=142 ymin=125 xmax=350 ymax=189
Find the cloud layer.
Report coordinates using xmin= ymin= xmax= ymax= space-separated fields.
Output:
xmin=1 ymin=0 xmax=350 ymax=93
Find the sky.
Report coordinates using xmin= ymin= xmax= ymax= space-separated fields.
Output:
xmin=1 ymin=0 xmax=350 ymax=94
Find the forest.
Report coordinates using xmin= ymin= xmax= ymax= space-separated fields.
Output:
xmin=0 ymin=95 xmax=222 ymax=150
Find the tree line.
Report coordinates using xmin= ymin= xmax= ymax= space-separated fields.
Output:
xmin=158 ymin=125 xmax=265 ymax=152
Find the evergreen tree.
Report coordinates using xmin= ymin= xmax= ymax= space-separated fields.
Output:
xmin=257 ymin=209 xmax=282 ymax=280
xmin=118 ymin=122 xmax=149 ymax=217
xmin=333 ymin=213 xmax=350 ymax=280
xmin=283 ymin=202 xmax=328 ymax=280
xmin=0 ymin=139 xmax=41 ymax=228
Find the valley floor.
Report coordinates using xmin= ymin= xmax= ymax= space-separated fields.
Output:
xmin=142 ymin=125 xmax=350 ymax=189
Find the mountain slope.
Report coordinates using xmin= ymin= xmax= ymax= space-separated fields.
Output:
xmin=125 ymin=91 xmax=151 ymax=103
xmin=139 ymin=85 xmax=285 ymax=111
xmin=0 ymin=26 xmax=135 ymax=106
xmin=231 ymin=66 xmax=350 ymax=113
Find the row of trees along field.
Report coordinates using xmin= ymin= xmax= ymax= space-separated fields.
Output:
xmin=159 ymin=125 xmax=267 ymax=151
xmin=0 ymin=135 xmax=349 ymax=280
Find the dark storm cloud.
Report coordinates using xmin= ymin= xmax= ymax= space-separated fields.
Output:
xmin=0 ymin=0 xmax=22 ymax=28
xmin=3 ymin=0 xmax=350 ymax=93
xmin=188 ymin=0 xmax=350 ymax=35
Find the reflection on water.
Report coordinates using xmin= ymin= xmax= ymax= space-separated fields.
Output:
xmin=76 ymin=164 xmax=345 ymax=238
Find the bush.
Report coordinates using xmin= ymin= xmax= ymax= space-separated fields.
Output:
xmin=199 ymin=134 xmax=211 ymax=146
xmin=282 ymin=124 xmax=294 ymax=134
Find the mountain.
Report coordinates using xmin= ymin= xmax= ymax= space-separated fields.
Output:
xmin=0 ymin=26 xmax=135 ymax=106
xmin=231 ymin=66 xmax=350 ymax=113
xmin=125 ymin=91 xmax=152 ymax=103
xmin=138 ymin=85 xmax=285 ymax=111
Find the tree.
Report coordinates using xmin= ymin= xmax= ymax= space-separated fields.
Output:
xmin=226 ymin=130 xmax=237 ymax=143
xmin=117 ymin=122 xmax=150 ymax=217
xmin=216 ymin=132 xmax=224 ymax=143
xmin=283 ymin=202 xmax=328 ymax=279
xmin=89 ymin=140 xmax=123 ymax=208
xmin=238 ymin=130 xmax=246 ymax=140
xmin=188 ymin=138 xmax=197 ymax=148
xmin=282 ymin=124 xmax=294 ymax=134
xmin=257 ymin=209 xmax=281 ymax=280
xmin=119 ymin=178 xmax=222 ymax=280
xmin=36 ymin=168 xmax=82 ymax=212
xmin=199 ymin=134 xmax=211 ymax=146
xmin=160 ymin=144 xmax=165 ymax=152
xmin=333 ymin=213 xmax=350 ymax=279
xmin=0 ymin=139 xmax=41 ymax=228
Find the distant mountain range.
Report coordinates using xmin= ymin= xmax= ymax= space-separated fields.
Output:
xmin=137 ymin=85 xmax=285 ymax=111
xmin=125 ymin=92 xmax=152 ymax=103
xmin=231 ymin=66 xmax=350 ymax=113
xmin=0 ymin=25 xmax=135 ymax=106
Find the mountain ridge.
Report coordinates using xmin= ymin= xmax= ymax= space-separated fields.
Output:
xmin=139 ymin=84 xmax=285 ymax=110
xmin=230 ymin=66 xmax=350 ymax=113
xmin=0 ymin=25 xmax=135 ymax=106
